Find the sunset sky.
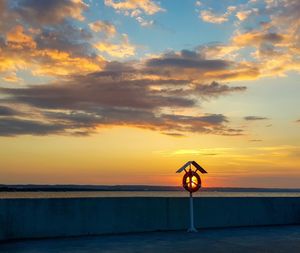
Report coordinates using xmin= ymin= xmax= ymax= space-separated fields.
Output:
xmin=1 ymin=0 xmax=300 ymax=188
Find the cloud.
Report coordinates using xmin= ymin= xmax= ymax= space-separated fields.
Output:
xmin=0 ymin=1 xmax=248 ymax=138
xmin=162 ymin=132 xmax=185 ymax=137
xmin=229 ymin=0 xmax=300 ymax=77
xmin=135 ymin=16 xmax=154 ymax=27
xmin=197 ymin=0 xmax=300 ymax=78
xmin=146 ymin=49 xmax=230 ymax=69
xmin=89 ymin=21 xmax=116 ymax=37
xmin=232 ymin=32 xmax=287 ymax=48
xmin=195 ymin=1 xmax=202 ymax=7
xmin=200 ymin=6 xmax=236 ymax=24
xmin=2 ymin=72 xmax=22 ymax=83
xmin=0 ymin=105 xmax=20 ymax=116
xmin=0 ymin=58 xmax=245 ymax=136
xmin=147 ymin=54 xmax=229 ymax=70
xmin=193 ymin=81 xmax=246 ymax=97
xmin=0 ymin=37 xmax=105 ymax=76
xmin=94 ymin=34 xmax=135 ymax=58
xmin=0 ymin=0 xmax=6 ymax=13
xmin=144 ymin=49 xmax=260 ymax=82
xmin=3 ymin=0 xmax=297 ymax=83
xmin=6 ymin=25 xmax=36 ymax=49
xmin=0 ymin=117 xmax=65 ymax=136
xmin=130 ymin=9 xmax=155 ymax=27
xmin=7 ymin=1 xmax=300 ymax=138
xmin=0 ymin=104 xmax=242 ymax=137
xmin=34 ymin=22 xmax=94 ymax=57
xmin=200 ymin=10 xmax=228 ymax=24
xmin=1 ymin=78 xmax=195 ymax=110
xmin=236 ymin=10 xmax=254 ymax=21
xmin=244 ymin=116 xmax=269 ymax=121
xmin=104 ymin=0 xmax=164 ymax=15
xmin=14 ymin=0 xmax=88 ymax=25
xmin=0 ymin=3 xmax=105 ymax=78
xmin=0 ymin=1 xmax=150 ymax=80
xmin=104 ymin=0 xmax=163 ymax=27
xmin=199 ymin=43 xmax=240 ymax=60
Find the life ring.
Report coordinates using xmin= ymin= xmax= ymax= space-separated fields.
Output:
xmin=182 ymin=171 xmax=201 ymax=193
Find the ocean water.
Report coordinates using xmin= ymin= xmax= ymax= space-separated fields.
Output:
xmin=1 ymin=190 xmax=300 ymax=198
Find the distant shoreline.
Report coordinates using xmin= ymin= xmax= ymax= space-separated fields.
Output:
xmin=1 ymin=185 xmax=300 ymax=192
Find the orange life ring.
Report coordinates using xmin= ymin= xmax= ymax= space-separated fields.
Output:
xmin=182 ymin=171 xmax=201 ymax=193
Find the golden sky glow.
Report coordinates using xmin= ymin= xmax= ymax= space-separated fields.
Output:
xmin=0 ymin=0 xmax=300 ymax=188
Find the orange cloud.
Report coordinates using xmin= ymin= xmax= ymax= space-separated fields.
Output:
xmin=200 ymin=44 xmax=240 ymax=60
xmin=104 ymin=0 xmax=164 ymax=15
xmin=200 ymin=6 xmax=236 ymax=24
xmin=232 ymin=31 xmax=289 ymax=47
xmin=229 ymin=28 xmax=299 ymax=77
xmin=2 ymin=72 xmax=22 ymax=83
xmin=203 ymin=65 xmax=260 ymax=81
xmin=0 ymin=45 xmax=104 ymax=78
xmin=94 ymin=34 xmax=135 ymax=58
xmin=0 ymin=23 xmax=105 ymax=78
xmin=196 ymin=0 xmax=300 ymax=80
xmin=89 ymin=21 xmax=116 ymax=37
xmin=6 ymin=25 xmax=36 ymax=49
xmin=31 ymin=49 xmax=105 ymax=76
xmin=236 ymin=10 xmax=254 ymax=21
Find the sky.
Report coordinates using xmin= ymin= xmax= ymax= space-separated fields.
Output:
xmin=0 ymin=0 xmax=300 ymax=188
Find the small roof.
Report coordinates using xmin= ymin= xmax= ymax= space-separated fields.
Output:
xmin=176 ymin=161 xmax=207 ymax=174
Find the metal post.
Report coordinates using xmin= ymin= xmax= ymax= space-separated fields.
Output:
xmin=188 ymin=191 xmax=198 ymax=232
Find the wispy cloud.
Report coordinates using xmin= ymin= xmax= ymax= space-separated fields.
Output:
xmin=244 ymin=116 xmax=269 ymax=121
xmin=104 ymin=0 xmax=164 ymax=15
xmin=104 ymin=0 xmax=164 ymax=27
xmin=200 ymin=6 xmax=236 ymax=24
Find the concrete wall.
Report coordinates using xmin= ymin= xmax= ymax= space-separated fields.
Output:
xmin=1 ymin=197 xmax=300 ymax=241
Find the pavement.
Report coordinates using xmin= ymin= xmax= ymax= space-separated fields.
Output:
xmin=1 ymin=225 xmax=300 ymax=253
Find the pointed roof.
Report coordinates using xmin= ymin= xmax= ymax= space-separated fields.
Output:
xmin=176 ymin=161 xmax=207 ymax=174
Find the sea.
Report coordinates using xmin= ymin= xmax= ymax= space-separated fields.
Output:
xmin=1 ymin=190 xmax=300 ymax=198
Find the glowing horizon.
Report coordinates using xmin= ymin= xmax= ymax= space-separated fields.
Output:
xmin=0 ymin=0 xmax=300 ymax=188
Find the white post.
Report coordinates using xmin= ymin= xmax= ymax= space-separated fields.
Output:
xmin=188 ymin=192 xmax=198 ymax=232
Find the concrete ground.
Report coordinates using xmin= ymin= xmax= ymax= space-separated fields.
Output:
xmin=1 ymin=225 xmax=300 ymax=253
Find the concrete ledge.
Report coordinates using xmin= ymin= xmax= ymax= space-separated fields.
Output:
xmin=1 ymin=197 xmax=300 ymax=241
